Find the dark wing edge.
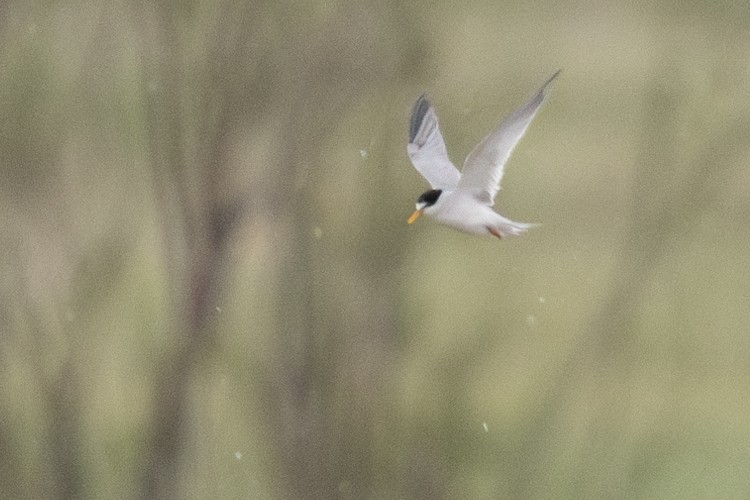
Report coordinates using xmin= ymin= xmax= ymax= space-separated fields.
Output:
xmin=409 ymin=94 xmax=430 ymax=144
xmin=513 ymin=70 xmax=561 ymax=122
xmin=544 ymin=69 xmax=562 ymax=90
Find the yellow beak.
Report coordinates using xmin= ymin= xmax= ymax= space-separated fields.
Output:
xmin=407 ymin=209 xmax=423 ymax=224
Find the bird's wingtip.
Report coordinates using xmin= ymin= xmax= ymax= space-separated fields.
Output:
xmin=409 ymin=93 xmax=432 ymax=143
xmin=541 ymin=69 xmax=562 ymax=91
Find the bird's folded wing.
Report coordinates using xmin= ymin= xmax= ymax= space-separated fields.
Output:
xmin=457 ymin=71 xmax=559 ymax=205
xmin=407 ymin=95 xmax=461 ymax=190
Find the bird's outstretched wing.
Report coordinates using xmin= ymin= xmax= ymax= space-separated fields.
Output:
xmin=407 ymin=95 xmax=461 ymax=190
xmin=457 ymin=70 xmax=560 ymax=205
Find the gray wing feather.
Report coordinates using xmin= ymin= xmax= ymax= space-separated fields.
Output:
xmin=457 ymin=71 xmax=560 ymax=205
xmin=407 ymin=95 xmax=461 ymax=190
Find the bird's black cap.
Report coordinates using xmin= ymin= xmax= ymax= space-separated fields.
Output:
xmin=417 ymin=189 xmax=442 ymax=206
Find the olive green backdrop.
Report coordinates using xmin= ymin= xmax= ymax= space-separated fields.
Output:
xmin=2 ymin=1 xmax=750 ymax=498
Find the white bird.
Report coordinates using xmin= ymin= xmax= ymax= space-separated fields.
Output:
xmin=406 ymin=71 xmax=559 ymax=239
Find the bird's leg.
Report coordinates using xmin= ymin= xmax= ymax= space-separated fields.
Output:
xmin=488 ymin=227 xmax=503 ymax=239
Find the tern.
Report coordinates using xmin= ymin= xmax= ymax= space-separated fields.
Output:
xmin=406 ymin=71 xmax=559 ymax=239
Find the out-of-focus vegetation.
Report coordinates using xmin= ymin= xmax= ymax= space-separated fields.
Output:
xmin=2 ymin=0 xmax=750 ymax=498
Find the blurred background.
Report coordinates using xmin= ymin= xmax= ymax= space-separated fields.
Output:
xmin=2 ymin=1 xmax=750 ymax=498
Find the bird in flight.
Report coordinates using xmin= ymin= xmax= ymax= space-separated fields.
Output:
xmin=406 ymin=71 xmax=559 ymax=239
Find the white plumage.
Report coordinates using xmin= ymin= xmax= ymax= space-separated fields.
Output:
xmin=407 ymin=71 xmax=559 ymax=239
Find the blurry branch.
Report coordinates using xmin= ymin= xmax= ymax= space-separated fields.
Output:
xmin=132 ymin=2 xmax=254 ymax=498
xmin=1 ymin=232 xmax=94 ymax=500
xmin=260 ymin=42 xmax=377 ymax=500
xmin=248 ymin=4 xmax=430 ymax=498
xmin=43 ymin=358 xmax=84 ymax=500
xmin=510 ymin=70 xmax=746 ymax=497
xmin=130 ymin=0 xmax=435 ymax=496
xmin=0 ymin=13 xmax=89 ymax=495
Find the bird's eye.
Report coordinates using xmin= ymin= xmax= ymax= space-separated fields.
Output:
xmin=417 ymin=189 xmax=442 ymax=206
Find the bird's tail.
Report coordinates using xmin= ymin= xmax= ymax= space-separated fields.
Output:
xmin=493 ymin=218 xmax=539 ymax=238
